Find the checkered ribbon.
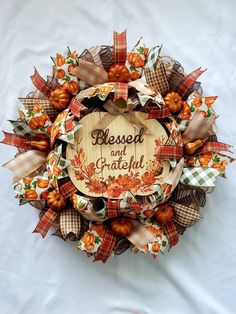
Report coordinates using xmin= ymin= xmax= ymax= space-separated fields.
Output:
xmin=113 ymin=31 xmax=127 ymax=64
xmin=72 ymin=60 xmax=108 ymax=86
xmin=106 ymin=196 xmax=140 ymax=219
xmin=127 ymin=220 xmax=158 ymax=252
xmin=33 ymin=208 xmax=58 ymax=238
xmin=19 ymin=98 xmax=58 ymax=121
xmin=145 ymin=46 xmax=161 ymax=69
xmin=156 ymin=145 xmax=183 ymax=160
xmin=9 ymin=120 xmax=35 ymax=136
xmin=113 ymin=82 xmax=128 ymax=101
xmin=1 ymin=131 xmax=28 ymax=149
xmin=30 ymin=68 xmax=56 ymax=97
xmin=144 ymin=57 xmax=169 ymax=96
xmin=69 ymin=97 xmax=87 ymax=118
xmin=59 ymin=209 xmax=81 ymax=240
xmin=182 ymin=110 xmax=216 ymax=144
xmin=197 ymin=142 xmax=233 ymax=155
xmin=88 ymin=46 xmax=103 ymax=68
xmin=162 ymin=221 xmax=179 ymax=248
xmin=99 ymin=45 xmax=114 ymax=70
xmin=176 ymin=67 xmax=206 ymax=98
xmin=3 ymin=150 xmax=47 ymax=183
xmin=94 ymin=229 xmax=116 ymax=263
xmin=59 ymin=181 xmax=77 ymax=198
xmin=180 ymin=167 xmax=220 ymax=187
xmin=170 ymin=201 xmax=201 ymax=228
xmin=147 ymin=103 xmax=171 ymax=119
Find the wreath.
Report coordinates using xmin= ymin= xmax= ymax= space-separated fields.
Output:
xmin=1 ymin=31 xmax=235 ymax=263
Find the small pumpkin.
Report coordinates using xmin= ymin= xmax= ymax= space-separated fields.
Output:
xmin=164 ymin=92 xmax=183 ymax=114
xmin=130 ymin=71 xmax=140 ymax=81
xmin=154 ymin=203 xmax=174 ymax=225
xmin=110 ymin=217 xmax=133 ymax=236
xmin=23 ymin=177 xmax=33 ymax=185
xmin=199 ymin=152 xmax=213 ymax=167
xmin=47 ymin=190 xmax=66 ymax=211
xmin=49 ymin=88 xmax=71 ymax=111
xmin=180 ymin=101 xmax=191 ymax=120
xmin=56 ymin=68 xmax=66 ymax=79
xmin=83 ymin=233 xmax=96 ymax=251
xmin=25 ymin=189 xmax=38 ymax=200
xmin=28 ymin=116 xmax=46 ymax=130
xmin=108 ymin=64 xmax=130 ymax=82
xmin=62 ymin=80 xmax=79 ymax=94
xmin=40 ymin=191 xmax=49 ymax=201
xmin=184 ymin=139 xmax=204 ymax=155
xmin=37 ymin=178 xmax=49 ymax=189
xmin=29 ymin=138 xmax=50 ymax=152
xmin=56 ymin=53 xmax=66 ymax=66
xmin=68 ymin=64 xmax=76 ymax=75
xmin=127 ymin=52 xmax=145 ymax=68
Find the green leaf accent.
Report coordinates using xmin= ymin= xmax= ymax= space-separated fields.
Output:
xmin=24 ymin=184 xmax=31 ymax=190
xmin=130 ymin=65 xmax=136 ymax=71
xmin=190 ymin=103 xmax=196 ymax=112
xmin=207 ymin=108 xmax=212 ymax=116
xmin=32 ymin=181 xmax=37 ymax=189
xmin=62 ymin=75 xmax=71 ymax=81
xmin=95 ymin=236 xmax=101 ymax=244
xmin=213 ymin=156 xmax=220 ymax=162
xmin=137 ymin=47 xmax=144 ymax=54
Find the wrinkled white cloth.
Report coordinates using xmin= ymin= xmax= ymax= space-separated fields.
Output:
xmin=0 ymin=0 xmax=236 ymax=314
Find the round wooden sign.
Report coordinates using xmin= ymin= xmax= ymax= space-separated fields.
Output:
xmin=66 ymin=112 xmax=170 ymax=198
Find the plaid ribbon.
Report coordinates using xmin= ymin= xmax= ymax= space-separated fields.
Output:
xmin=176 ymin=67 xmax=206 ymax=98
xmin=19 ymin=98 xmax=58 ymax=121
xmin=72 ymin=60 xmax=108 ymax=86
xmin=147 ymin=103 xmax=171 ymax=119
xmin=180 ymin=167 xmax=220 ymax=187
xmin=156 ymin=145 xmax=183 ymax=160
xmin=3 ymin=150 xmax=47 ymax=183
xmin=113 ymin=82 xmax=128 ymax=101
xmin=113 ymin=31 xmax=127 ymax=64
xmin=9 ymin=120 xmax=35 ymax=136
xmin=106 ymin=195 xmax=141 ymax=219
xmin=99 ymin=45 xmax=114 ymax=70
xmin=170 ymin=201 xmax=201 ymax=228
xmin=145 ymin=46 xmax=161 ymax=69
xmin=182 ymin=111 xmax=216 ymax=144
xmin=94 ymin=229 xmax=116 ymax=263
xmin=59 ymin=209 xmax=81 ymax=240
xmin=144 ymin=58 xmax=169 ymax=96
xmin=69 ymin=97 xmax=87 ymax=118
xmin=162 ymin=221 xmax=179 ymax=248
xmin=33 ymin=208 xmax=58 ymax=238
xmin=88 ymin=45 xmax=103 ymax=68
xmin=197 ymin=142 xmax=233 ymax=155
xmin=127 ymin=220 xmax=159 ymax=252
xmin=59 ymin=180 xmax=77 ymax=198
xmin=1 ymin=131 xmax=28 ymax=149
xmin=30 ymin=68 xmax=55 ymax=97
xmin=107 ymin=199 xmax=122 ymax=218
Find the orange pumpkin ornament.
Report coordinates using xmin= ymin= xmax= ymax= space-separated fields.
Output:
xmin=49 ymin=88 xmax=71 ymax=111
xmin=47 ymin=190 xmax=66 ymax=211
xmin=164 ymin=92 xmax=183 ymax=114
xmin=110 ymin=217 xmax=133 ymax=237
xmin=29 ymin=138 xmax=50 ymax=152
xmin=108 ymin=64 xmax=130 ymax=82
xmin=130 ymin=71 xmax=140 ymax=81
xmin=184 ymin=139 xmax=204 ymax=155
xmin=154 ymin=203 xmax=174 ymax=225
xmin=62 ymin=80 xmax=79 ymax=94
xmin=199 ymin=152 xmax=213 ymax=167
xmin=180 ymin=101 xmax=191 ymax=120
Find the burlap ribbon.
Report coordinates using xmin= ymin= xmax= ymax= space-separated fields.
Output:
xmin=91 ymin=99 xmax=151 ymax=134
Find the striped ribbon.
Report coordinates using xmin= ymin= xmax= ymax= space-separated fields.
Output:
xmin=113 ymin=30 xmax=127 ymax=64
xmin=33 ymin=208 xmax=58 ymax=238
xmin=93 ymin=229 xmax=116 ymax=263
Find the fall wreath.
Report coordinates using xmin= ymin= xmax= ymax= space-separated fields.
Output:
xmin=1 ymin=31 xmax=235 ymax=262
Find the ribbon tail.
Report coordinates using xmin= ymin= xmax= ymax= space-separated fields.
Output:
xmin=33 ymin=208 xmax=58 ymax=238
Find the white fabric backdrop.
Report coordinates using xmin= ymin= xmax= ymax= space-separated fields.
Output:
xmin=0 ymin=0 xmax=236 ymax=313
